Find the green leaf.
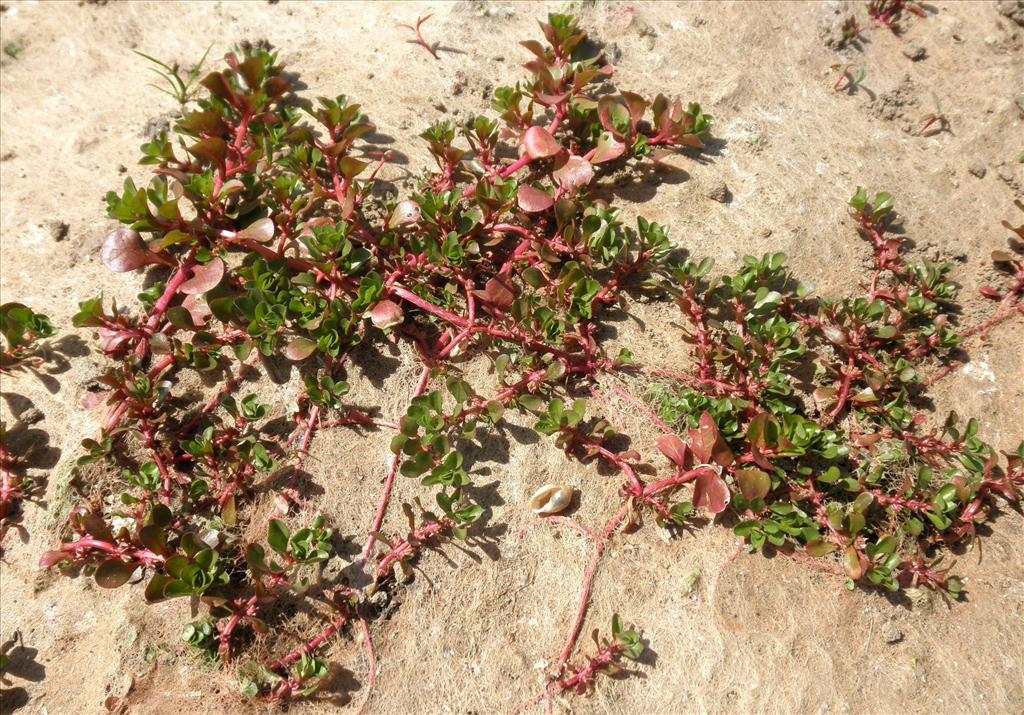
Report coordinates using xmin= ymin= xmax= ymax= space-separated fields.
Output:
xmin=268 ymin=519 xmax=290 ymax=555
xmin=95 ymin=559 xmax=135 ymax=589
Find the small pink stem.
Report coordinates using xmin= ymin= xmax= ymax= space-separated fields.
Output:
xmin=609 ymin=383 xmax=672 ymax=434
xmin=361 ymin=366 xmax=432 ymax=562
xmin=556 ymin=503 xmax=631 ymax=668
xmin=391 ymin=285 xmax=469 ymax=328
xmin=268 ymin=607 xmax=351 ymax=672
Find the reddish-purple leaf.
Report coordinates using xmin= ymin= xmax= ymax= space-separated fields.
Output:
xmin=101 ymin=228 xmax=170 ymax=273
xmin=39 ymin=550 xmax=69 ymax=568
xmin=690 ymin=412 xmax=734 ymax=468
xmin=284 ymin=337 xmax=317 ymax=361
xmin=80 ymin=390 xmax=111 ymax=410
xmin=591 ymin=132 xmax=626 ymax=164
xmin=179 ymin=258 xmax=224 ymax=295
xmin=552 ymin=155 xmax=594 ymax=192
xmin=656 ymin=434 xmax=688 ymax=467
xmin=368 ymin=299 xmax=405 ymax=330
xmin=389 ymin=200 xmax=421 ymax=229
xmin=522 ymin=126 xmax=563 ymax=159
xmin=692 ymin=470 xmax=731 ymax=514
xmin=517 ymin=185 xmax=555 ymax=213
xmin=480 ymin=276 xmax=515 ymax=309
xmin=620 ymin=91 xmax=648 ymax=126
xmin=534 ymin=91 xmax=570 ymax=107
xmin=237 ymin=217 xmax=275 ymax=243
xmin=182 ymin=293 xmax=212 ymax=327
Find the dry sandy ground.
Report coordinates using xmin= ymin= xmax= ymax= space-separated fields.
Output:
xmin=1 ymin=1 xmax=1023 ymax=713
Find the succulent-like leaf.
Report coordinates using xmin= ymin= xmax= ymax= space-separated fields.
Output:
xmin=101 ymin=228 xmax=170 ymax=273
xmin=179 ymin=258 xmax=225 ymax=295
xmin=95 ymin=558 xmax=135 ymax=589
xmin=522 ymin=126 xmax=563 ymax=159
xmin=692 ymin=470 xmax=730 ymax=514
xmin=517 ymin=185 xmax=554 ymax=213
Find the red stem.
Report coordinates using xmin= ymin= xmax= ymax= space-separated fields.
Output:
xmin=268 ymin=605 xmax=351 ymax=672
xmin=361 ymin=365 xmax=431 ymax=562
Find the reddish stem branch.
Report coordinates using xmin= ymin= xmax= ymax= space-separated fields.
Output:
xmin=361 ymin=365 xmax=431 ymax=562
xmin=268 ymin=605 xmax=352 ymax=672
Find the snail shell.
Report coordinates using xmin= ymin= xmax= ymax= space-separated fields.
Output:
xmin=530 ymin=484 xmax=573 ymax=515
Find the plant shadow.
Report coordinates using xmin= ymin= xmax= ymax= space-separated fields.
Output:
xmin=0 ymin=630 xmax=46 ymax=711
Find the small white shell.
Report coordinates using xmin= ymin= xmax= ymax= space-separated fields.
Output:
xmin=530 ymin=484 xmax=574 ymax=515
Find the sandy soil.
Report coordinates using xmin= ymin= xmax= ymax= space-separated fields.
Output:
xmin=1 ymin=1 xmax=1023 ymax=713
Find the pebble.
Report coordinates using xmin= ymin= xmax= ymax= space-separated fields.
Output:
xmin=706 ymin=180 xmax=730 ymax=203
xmin=968 ymin=162 xmax=987 ymax=179
xmin=902 ymin=42 xmax=927 ymax=61
xmin=46 ymin=219 xmax=69 ymax=242
xmin=883 ymin=621 xmax=903 ymax=644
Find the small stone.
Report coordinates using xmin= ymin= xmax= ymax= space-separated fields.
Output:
xmin=142 ymin=115 xmax=170 ymax=141
xmin=968 ymin=162 xmax=987 ymax=179
xmin=450 ymin=70 xmax=467 ymax=96
xmin=997 ymin=0 xmax=1024 ymax=27
xmin=759 ymin=228 xmax=773 ymax=238
xmin=902 ymin=41 xmax=926 ymax=61
xmin=16 ymin=406 xmax=43 ymax=425
xmin=46 ymin=219 xmax=69 ymax=242
xmin=706 ymin=181 xmax=730 ymax=203
xmin=320 ymin=555 xmax=353 ymax=583
xmin=369 ymin=589 xmax=390 ymax=609
xmin=432 ymin=101 xmax=448 ymax=113
xmin=882 ymin=621 xmax=903 ymax=644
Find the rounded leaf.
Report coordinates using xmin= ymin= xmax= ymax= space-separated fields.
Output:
xmin=805 ymin=540 xmax=837 ymax=557
xmin=95 ymin=558 xmax=135 ymax=589
xmin=552 ymin=155 xmax=594 ymax=192
xmin=692 ymin=470 xmax=731 ymax=514
xmin=389 ymin=200 xmax=421 ymax=229
xmin=369 ymin=299 xmax=404 ymax=330
xmin=843 ymin=545 xmax=865 ymax=580
xmin=480 ymin=276 xmax=515 ymax=309
xmin=101 ymin=228 xmax=167 ymax=273
xmin=284 ymin=337 xmax=318 ymax=361
xmin=139 ymin=524 xmax=167 ymax=555
xmin=517 ymin=185 xmax=554 ymax=213
xmin=522 ymin=126 xmax=563 ymax=159
xmin=179 ymin=258 xmax=225 ymax=295
xmin=182 ymin=293 xmax=212 ymax=327
xmin=237 ymin=217 xmax=275 ymax=243
xmin=656 ymin=434 xmax=688 ymax=467
xmin=735 ymin=468 xmax=770 ymax=501
xmin=591 ymin=132 xmax=626 ymax=164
